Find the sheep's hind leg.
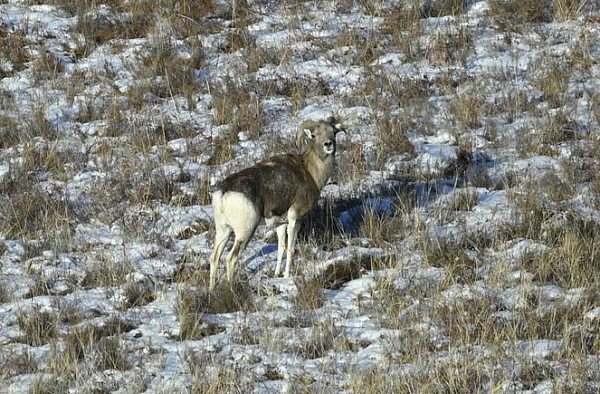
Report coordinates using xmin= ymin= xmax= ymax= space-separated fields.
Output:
xmin=222 ymin=192 xmax=259 ymax=285
xmin=209 ymin=223 xmax=232 ymax=291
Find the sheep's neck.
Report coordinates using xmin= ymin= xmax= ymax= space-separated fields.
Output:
xmin=303 ymin=147 xmax=334 ymax=190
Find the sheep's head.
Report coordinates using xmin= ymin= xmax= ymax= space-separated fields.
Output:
xmin=297 ymin=117 xmax=345 ymax=159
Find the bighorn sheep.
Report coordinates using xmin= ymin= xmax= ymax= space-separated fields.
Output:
xmin=209 ymin=117 xmax=344 ymax=290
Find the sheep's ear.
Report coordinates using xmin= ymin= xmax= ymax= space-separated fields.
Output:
xmin=303 ymin=128 xmax=315 ymax=139
xmin=297 ymin=120 xmax=316 ymax=147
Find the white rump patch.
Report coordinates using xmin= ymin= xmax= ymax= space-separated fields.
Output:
xmin=218 ymin=191 xmax=260 ymax=239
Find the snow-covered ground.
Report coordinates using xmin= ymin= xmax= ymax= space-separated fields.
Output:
xmin=2 ymin=0 xmax=600 ymax=392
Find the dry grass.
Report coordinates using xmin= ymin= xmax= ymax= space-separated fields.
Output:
xmin=0 ymin=27 xmax=31 ymax=78
xmin=28 ymin=375 xmax=70 ymax=394
xmin=445 ymin=148 xmax=473 ymax=180
xmin=434 ymin=295 xmax=505 ymax=348
xmin=369 ymin=277 xmax=414 ymax=329
xmin=503 ymin=185 xmax=547 ymax=240
xmin=206 ymin=127 xmax=238 ymax=165
xmin=523 ymin=219 xmax=600 ymax=288
xmin=569 ymin=29 xmax=594 ymax=71
xmin=81 ymin=260 xmax=132 ymax=289
xmin=504 ymin=172 xmax=575 ymax=240
xmin=333 ymin=18 xmax=384 ymax=62
xmin=0 ymin=186 xmax=75 ymax=242
xmin=348 ymin=370 xmax=422 ymax=393
xmin=292 ymin=320 xmax=339 ymax=359
xmin=421 ymin=0 xmax=467 ymax=17
xmin=421 ymin=234 xmax=479 ymax=286
xmin=211 ymin=82 xmax=263 ymax=139
xmin=0 ymin=114 xmax=19 ymax=149
xmin=429 ymin=27 xmax=472 ymax=66
xmin=17 ymin=309 xmax=59 ymax=346
xmin=336 ymin=141 xmax=370 ymax=184
xmin=450 ymin=90 xmax=484 ymax=129
xmin=22 ymin=104 xmax=59 ymax=141
xmin=138 ymin=37 xmax=205 ymax=110
xmin=21 ymin=140 xmax=86 ymax=177
xmin=60 ymin=317 xmax=137 ymax=372
xmin=468 ymin=292 xmax=599 ymax=352
xmin=553 ymin=0 xmax=580 ymax=21
xmin=121 ymin=280 xmax=156 ymax=309
xmin=488 ymin=89 xmax=531 ymax=123
xmin=446 ymin=188 xmax=479 ymax=212
xmin=130 ymin=121 xmax=197 ymax=152
xmin=32 ymin=48 xmax=64 ymax=79
xmin=83 ymin=156 xmax=183 ymax=212
xmin=293 ymin=276 xmax=325 ymax=310
xmin=187 ymin=352 xmax=253 ymax=393
xmin=167 ymin=1 xmax=220 ymax=37
xmin=539 ymin=109 xmax=577 ymax=146
xmin=175 ymin=280 xmax=255 ymax=340
xmin=74 ymin=95 xmax=125 ymax=126
xmin=534 ymin=60 xmax=570 ymax=108
xmin=356 ymin=191 xmax=421 ymax=247
xmin=488 ymin=0 xmax=552 ymax=29
xmin=515 ymin=124 xmax=553 ymax=157
xmin=24 ymin=272 xmax=77 ymax=299
xmin=71 ymin=1 xmax=154 ymax=56
xmin=230 ymin=321 xmax=261 ymax=346
xmin=255 ymin=73 xmax=335 ymax=110
xmin=175 ymin=306 xmax=212 ymax=341
xmin=358 ymin=205 xmax=402 ymax=247
xmin=223 ymin=28 xmax=255 ymax=54
xmin=53 ymin=299 xmax=84 ymax=326
xmin=374 ymin=113 xmax=416 ymax=170
xmin=360 ymin=283 xmax=600 ymax=391
xmin=0 ymin=349 xmax=37 ymax=381
xmin=0 ymin=282 xmax=10 ymax=304
xmin=319 ymin=259 xmax=362 ymax=290
xmin=92 ymin=337 xmax=132 ymax=370
xmin=177 ymin=177 xmax=213 ymax=207
xmin=136 ymin=170 xmax=178 ymax=204
xmin=248 ymin=44 xmax=287 ymax=72
xmin=383 ymin=3 xmax=424 ymax=61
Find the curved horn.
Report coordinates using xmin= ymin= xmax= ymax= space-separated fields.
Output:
xmin=326 ymin=116 xmax=345 ymax=134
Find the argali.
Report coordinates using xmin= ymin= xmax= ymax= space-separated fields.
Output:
xmin=209 ymin=117 xmax=344 ymax=290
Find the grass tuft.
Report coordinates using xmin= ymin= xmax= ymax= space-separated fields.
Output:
xmin=175 ymin=280 xmax=255 ymax=339
xmin=17 ymin=309 xmax=58 ymax=346
xmin=488 ymin=0 xmax=551 ymax=29
xmin=292 ymin=321 xmax=339 ymax=359
xmin=320 ymin=259 xmax=362 ymax=290
xmin=293 ymin=276 xmax=325 ymax=310
xmin=92 ymin=337 xmax=132 ymax=371
xmin=121 ymin=280 xmax=156 ymax=309
xmin=62 ymin=317 xmax=136 ymax=368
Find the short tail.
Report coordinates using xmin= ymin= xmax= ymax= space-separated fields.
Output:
xmin=212 ymin=189 xmax=224 ymax=218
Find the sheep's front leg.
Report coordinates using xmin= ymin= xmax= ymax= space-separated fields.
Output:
xmin=274 ymin=223 xmax=287 ymax=277
xmin=284 ymin=216 xmax=301 ymax=278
